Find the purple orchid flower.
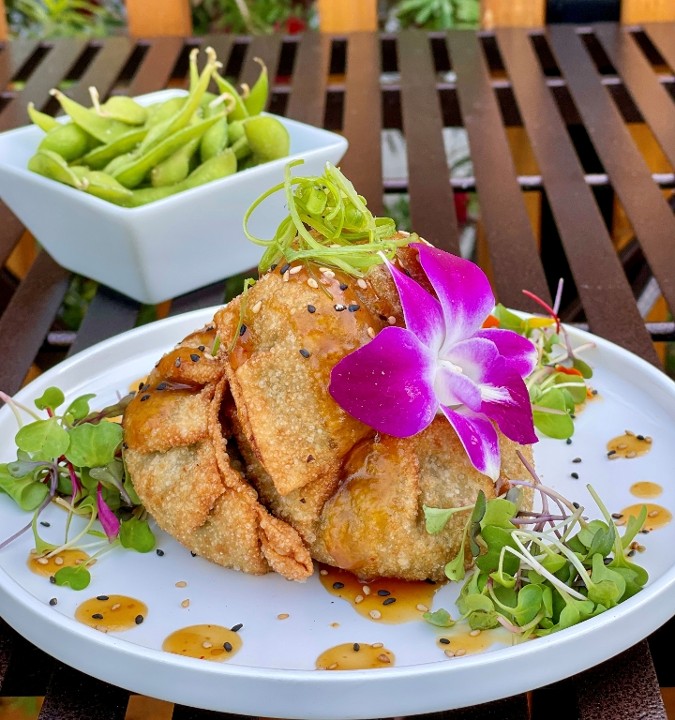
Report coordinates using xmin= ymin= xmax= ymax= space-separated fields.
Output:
xmin=328 ymin=244 xmax=538 ymax=480
xmin=96 ymin=483 xmax=120 ymax=541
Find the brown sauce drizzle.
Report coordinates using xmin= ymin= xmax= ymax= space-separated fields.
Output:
xmin=630 ymin=481 xmax=662 ymax=499
xmin=319 ymin=565 xmax=442 ymax=624
xmin=436 ymin=627 xmax=512 ymax=657
xmin=162 ymin=624 xmax=242 ymax=661
xmin=607 ymin=431 xmax=652 ymax=459
xmin=615 ymin=503 xmax=671 ymax=531
xmin=75 ymin=594 xmax=147 ymax=632
xmin=27 ymin=549 xmax=90 ymax=577
xmin=316 ymin=642 xmax=395 ymax=670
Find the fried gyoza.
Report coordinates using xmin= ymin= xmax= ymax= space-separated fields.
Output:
xmin=122 ymin=244 xmax=533 ymax=582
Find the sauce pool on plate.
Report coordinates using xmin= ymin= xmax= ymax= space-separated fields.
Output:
xmin=75 ymin=594 xmax=147 ymax=632
xmin=162 ymin=624 xmax=242 ymax=661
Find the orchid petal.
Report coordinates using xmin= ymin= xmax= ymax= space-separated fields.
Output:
xmin=475 ymin=327 xmax=538 ymax=377
xmin=413 ymin=243 xmax=495 ymax=351
xmin=445 ymin=336 xmax=501 ymax=386
xmin=440 ymin=405 xmax=501 ymax=481
xmin=480 ymin=358 xmax=538 ymax=445
xmin=383 ymin=256 xmax=443 ymax=351
xmin=96 ymin=484 xmax=120 ymax=541
xmin=434 ymin=364 xmax=482 ymax=411
xmin=329 ymin=326 xmax=437 ymax=438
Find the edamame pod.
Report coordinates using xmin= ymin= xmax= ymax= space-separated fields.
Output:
xmin=230 ymin=135 xmax=251 ymax=161
xmin=213 ymin=71 xmax=249 ymax=121
xmin=244 ymin=115 xmax=290 ymax=161
xmin=182 ymin=147 xmax=237 ymax=189
xmin=113 ymin=112 xmax=223 ymax=188
xmin=81 ymin=127 xmax=148 ymax=170
xmin=28 ymin=149 xmax=83 ymax=189
xmin=78 ymin=170 xmax=135 ymax=203
xmin=150 ymin=137 xmax=200 ymax=187
xmin=28 ymin=102 xmax=59 ymax=132
xmin=145 ymin=96 xmax=186 ymax=126
xmin=100 ymin=95 xmax=148 ymax=125
xmin=199 ymin=115 xmax=228 ymax=163
xmin=243 ymin=58 xmax=268 ymax=116
xmin=49 ymin=89 xmax=131 ymax=144
xmin=38 ymin=122 xmax=96 ymax=163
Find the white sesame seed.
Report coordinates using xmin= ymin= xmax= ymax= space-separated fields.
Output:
xmin=362 ymin=585 xmax=371 ymax=595
xmin=367 ymin=327 xmax=376 ymax=338
xmin=454 ymin=648 xmax=467 ymax=657
xmin=181 ymin=599 xmax=190 ymax=608
xmin=648 ymin=509 xmax=659 ymax=518
xmin=54 ymin=556 xmax=64 ymax=566
xmin=377 ymin=653 xmax=391 ymax=663
xmin=289 ymin=265 xmax=302 ymax=275
xmin=357 ymin=278 xmax=368 ymax=289
xmin=444 ymin=649 xmax=455 ymax=658
xmin=175 ymin=580 xmax=187 ymax=588
xmin=416 ymin=604 xmax=429 ymax=612
xmin=369 ymin=609 xmax=382 ymax=620
xmin=354 ymin=594 xmax=364 ymax=604
xmin=387 ymin=316 xmax=396 ymax=325
xmin=37 ymin=557 xmax=49 ymax=565
xmin=307 ymin=278 xmax=319 ymax=289
xmin=328 ymin=662 xmax=338 ymax=670
xmin=111 ymin=603 xmax=121 ymax=611
xmin=277 ymin=613 xmax=290 ymax=620
xmin=320 ymin=568 xmax=328 ymax=575
xmin=282 ymin=270 xmax=290 ymax=282
xmin=202 ymin=641 xmax=213 ymax=648
xmin=371 ymin=642 xmax=383 ymax=648
xmin=252 ymin=300 xmax=262 ymax=314
xmin=469 ymin=629 xmax=481 ymax=637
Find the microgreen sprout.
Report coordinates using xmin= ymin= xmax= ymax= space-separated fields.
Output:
xmin=243 ymin=160 xmax=409 ymax=277
xmin=423 ymin=454 xmax=648 ymax=638
xmin=490 ymin=288 xmax=594 ymax=440
xmin=0 ymin=386 xmax=155 ymax=589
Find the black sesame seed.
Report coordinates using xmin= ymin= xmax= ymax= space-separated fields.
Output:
xmin=156 ymin=382 xmax=168 ymax=391
xmin=306 ymin=454 xmax=315 ymax=463
xmin=49 ymin=575 xmax=56 ymax=584
xmin=571 ymin=472 xmax=579 ymax=479
xmin=637 ymin=434 xmax=645 ymax=441
xmin=572 ymin=457 xmax=582 ymax=463
xmin=224 ymin=641 xmax=233 ymax=652
xmin=348 ymin=304 xmax=360 ymax=312
xmin=191 ymin=551 xmax=198 ymax=557
xmin=135 ymin=614 xmax=144 ymax=625
xmin=96 ymin=595 xmax=109 ymax=601
xmin=156 ymin=549 xmax=165 ymax=557
xmin=92 ymin=613 xmax=104 ymax=620
xmin=573 ymin=501 xmax=580 ymax=509
xmin=299 ymin=348 xmax=311 ymax=358
xmin=307 ymin=304 xmax=316 ymax=314
xmin=439 ymin=637 xmax=450 ymax=645
xmin=607 ymin=450 xmax=617 ymax=457
xmin=333 ymin=581 xmax=345 ymax=590
xmin=175 ymin=357 xmax=182 ymax=368
xmin=49 ymin=597 xmax=58 ymax=606
xmin=424 ymin=578 xmax=436 ymax=584
xmin=280 ymin=263 xmax=290 ymax=275
xmin=382 ymin=597 xmax=396 ymax=606
xmin=198 ymin=345 xmax=206 ymax=352
xmin=640 ymin=528 xmax=651 ymax=534
xmin=270 ymin=263 xmax=278 ymax=271
xmin=566 ymin=438 xmax=572 ymax=445
xmin=353 ymin=642 xmax=360 ymax=651
xmin=190 ymin=353 xmax=200 ymax=362
xmin=377 ymin=589 xmax=391 ymax=596
xmin=611 ymin=512 xmax=624 ymax=519
xmin=239 ymin=324 xmax=247 ymax=336
xmin=140 ymin=394 xmax=150 ymax=402
xmin=40 ymin=521 xmax=51 ymax=527
xmin=231 ymin=623 xmax=243 ymax=633
xmin=591 ymin=389 xmax=598 ymax=395
xmin=627 ymin=549 xmax=636 ymax=557
xmin=339 ymin=283 xmax=348 ymax=291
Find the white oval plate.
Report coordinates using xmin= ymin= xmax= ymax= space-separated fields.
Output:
xmin=1 ymin=307 xmax=675 ymax=719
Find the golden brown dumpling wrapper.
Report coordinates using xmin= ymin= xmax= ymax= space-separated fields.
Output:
xmin=122 ymin=325 xmax=313 ymax=581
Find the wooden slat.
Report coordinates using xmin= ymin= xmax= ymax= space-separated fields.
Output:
xmin=125 ymin=36 xmax=186 ymax=97
xmin=0 ymin=39 xmax=88 ymax=131
xmin=445 ymin=30 xmax=550 ymax=310
xmin=643 ymin=22 xmax=675 ymax=73
xmin=0 ymin=38 xmax=40 ymax=89
xmin=397 ymin=30 xmax=460 ymax=255
xmin=495 ymin=27 xmax=658 ymax=363
xmin=594 ymin=24 xmax=675 ymax=167
xmin=39 ymin=664 xmax=129 ymax=720
xmin=66 ymin=287 xmax=140 ymax=357
xmin=575 ymin=642 xmax=666 ymax=719
xmin=168 ymin=280 xmax=228 ymax=316
xmin=286 ymin=32 xmax=331 ymax=126
xmin=546 ymin=24 xmax=675 ymax=317
xmin=340 ymin=32 xmax=384 ymax=215
xmin=75 ymin=36 xmax=137 ymax=102
xmin=0 ymin=252 xmax=70 ymax=396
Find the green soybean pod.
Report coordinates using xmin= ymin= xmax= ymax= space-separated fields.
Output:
xmin=243 ymin=57 xmax=268 ymax=116
xmin=49 ymin=89 xmax=131 ymax=144
xmin=181 ymin=147 xmax=237 ymax=189
xmin=243 ymin=115 xmax=290 ymax=162
xmin=113 ymin=113 xmax=223 ymax=188
xmin=100 ymin=95 xmax=148 ymax=125
xmin=230 ymin=135 xmax=251 ymax=162
xmin=199 ymin=114 xmax=228 ymax=163
xmin=27 ymin=102 xmax=59 ymax=132
xmin=145 ymin=96 xmax=187 ymax=126
xmin=28 ymin=149 xmax=83 ymax=189
xmin=103 ymin=151 xmax=137 ymax=175
xmin=38 ymin=122 xmax=96 ymax=163
xmin=213 ymin=71 xmax=249 ymax=122
xmin=227 ymin=119 xmax=245 ymax=145
xmin=78 ymin=170 xmax=135 ymax=203
xmin=81 ymin=126 xmax=147 ymax=170
xmin=150 ymin=136 xmax=200 ymax=188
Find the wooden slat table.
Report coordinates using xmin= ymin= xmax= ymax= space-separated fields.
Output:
xmin=0 ymin=23 xmax=674 ymax=720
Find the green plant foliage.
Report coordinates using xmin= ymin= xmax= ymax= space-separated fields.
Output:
xmin=191 ymin=0 xmax=312 ymax=35
xmin=7 ymin=0 xmax=124 ymax=38
xmin=394 ymin=0 xmax=480 ymax=29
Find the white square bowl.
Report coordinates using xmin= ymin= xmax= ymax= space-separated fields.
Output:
xmin=0 ymin=89 xmax=348 ymax=304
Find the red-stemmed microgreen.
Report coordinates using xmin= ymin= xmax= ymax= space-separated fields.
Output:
xmin=422 ymin=455 xmax=648 ymax=638
xmin=0 ymin=386 xmax=155 ymax=589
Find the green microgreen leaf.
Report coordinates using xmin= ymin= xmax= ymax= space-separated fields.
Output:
xmin=0 ymin=464 xmax=49 ymax=511
xmin=422 ymin=608 xmax=456 ymax=627
xmin=64 ymin=393 xmax=96 ymax=422
xmin=34 ymin=387 xmax=65 ymax=412
xmin=119 ymin=517 xmax=156 ymax=553
xmin=16 ymin=418 xmax=70 ymax=459
xmin=65 ymin=421 xmax=123 ymax=468
xmin=53 ymin=564 xmax=91 ymax=590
